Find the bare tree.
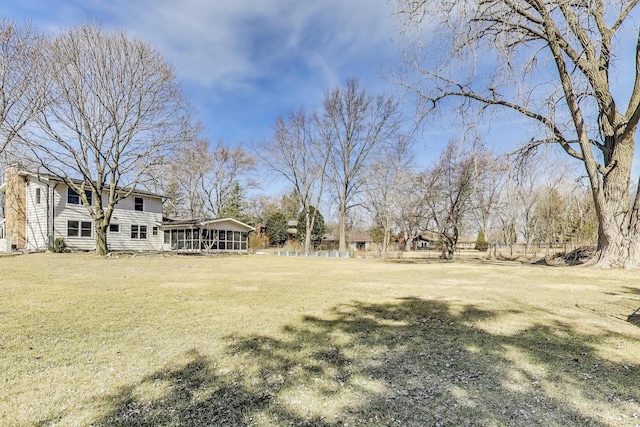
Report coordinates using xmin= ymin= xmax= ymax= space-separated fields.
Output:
xmin=534 ymin=186 xmax=565 ymax=246
xmin=169 ymin=138 xmax=256 ymax=220
xmin=565 ymin=183 xmax=598 ymax=245
xmin=533 ymin=172 xmax=599 ymax=248
xmin=422 ymin=140 xmax=478 ymax=260
xmin=512 ymin=161 xmax=541 ymax=256
xmin=25 ymin=24 xmax=194 ymax=255
xmin=0 ymin=19 xmax=42 ymax=156
xmin=469 ymin=146 xmax=507 ymax=240
xmin=258 ymin=110 xmax=328 ymax=252
xmin=396 ymin=172 xmax=429 ymax=251
xmin=170 ymin=138 xmax=209 ymax=219
xmin=319 ymin=78 xmax=402 ymax=252
xmin=201 ymin=140 xmax=256 ymax=218
xmin=365 ymin=135 xmax=414 ymax=254
xmin=395 ymin=1 xmax=640 ymax=267
xmin=492 ymin=172 xmax=521 ymax=251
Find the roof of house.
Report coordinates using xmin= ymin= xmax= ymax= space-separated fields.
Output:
xmin=12 ymin=169 xmax=164 ymax=199
xmin=349 ymin=233 xmax=373 ymax=243
xmin=322 ymin=233 xmax=373 ymax=243
xmin=417 ymin=231 xmax=478 ymax=243
xmin=162 ymin=217 xmax=255 ymax=231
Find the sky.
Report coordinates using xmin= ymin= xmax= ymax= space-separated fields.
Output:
xmin=1 ymin=0 xmax=407 ymax=155
xmin=3 ymin=0 xmax=639 ymax=192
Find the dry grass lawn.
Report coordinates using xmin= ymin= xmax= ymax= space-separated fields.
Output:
xmin=1 ymin=252 xmax=639 ymax=426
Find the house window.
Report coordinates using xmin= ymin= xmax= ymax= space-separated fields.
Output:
xmin=67 ymin=221 xmax=79 ymax=237
xmin=109 ymin=224 xmax=120 ymax=233
xmin=131 ymin=225 xmax=147 ymax=239
xmin=134 ymin=197 xmax=144 ymax=211
xmin=81 ymin=221 xmax=92 ymax=237
xmin=35 ymin=188 xmax=41 ymax=204
xmin=68 ymin=220 xmax=92 ymax=237
xmin=152 ymin=226 xmax=158 ymax=236
xmin=68 ymin=187 xmax=92 ymax=205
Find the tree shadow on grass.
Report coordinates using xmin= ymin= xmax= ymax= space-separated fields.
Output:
xmin=92 ymin=298 xmax=639 ymax=426
xmin=618 ymin=286 xmax=640 ymax=325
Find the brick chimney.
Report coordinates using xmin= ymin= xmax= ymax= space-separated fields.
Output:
xmin=3 ymin=166 xmax=27 ymax=249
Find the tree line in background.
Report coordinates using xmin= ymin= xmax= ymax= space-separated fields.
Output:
xmin=364 ymin=139 xmax=598 ymax=260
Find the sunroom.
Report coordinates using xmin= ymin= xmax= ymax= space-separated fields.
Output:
xmin=162 ymin=217 xmax=254 ymax=253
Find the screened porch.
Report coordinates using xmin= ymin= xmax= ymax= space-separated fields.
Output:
xmin=162 ymin=218 xmax=254 ymax=253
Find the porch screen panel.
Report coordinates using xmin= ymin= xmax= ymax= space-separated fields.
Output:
xmin=233 ymin=231 xmax=240 ymax=250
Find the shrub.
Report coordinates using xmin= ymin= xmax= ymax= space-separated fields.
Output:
xmin=51 ymin=238 xmax=67 ymax=253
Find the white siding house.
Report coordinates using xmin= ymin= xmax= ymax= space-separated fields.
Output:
xmin=25 ymin=176 xmax=49 ymax=250
xmin=0 ymin=167 xmax=254 ymax=253
xmin=1 ymin=168 xmax=163 ymax=251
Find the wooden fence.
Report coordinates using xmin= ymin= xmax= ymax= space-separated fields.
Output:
xmin=356 ymin=242 xmax=594 ymax=260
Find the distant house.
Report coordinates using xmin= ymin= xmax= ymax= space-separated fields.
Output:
xmin=321 ymin=232 xmax=373 ymax=252
xmin=455 ymin=236 xmax=477 ymax=250
xmin=348 ymin=232 xmax=373 ymax=251
xmin=415 ymin=231 xmax=476 ymax=250
xmin=0 ymin=167 xmax=253 ymax=253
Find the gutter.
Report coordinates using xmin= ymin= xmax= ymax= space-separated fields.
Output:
xmin=50 ymin=182 xmax=59 ymax=247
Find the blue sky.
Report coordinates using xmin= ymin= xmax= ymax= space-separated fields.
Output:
xmin=1 ymin=0 xmax=407 ymax=153
xmin=4 ymin=0 xmax=638 ymax=189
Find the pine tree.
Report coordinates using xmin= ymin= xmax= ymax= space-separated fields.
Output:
xmin=219 ymin=183 xmax=251 ymax=224
xmin=475 ymin=231 xmax=489 ymax=252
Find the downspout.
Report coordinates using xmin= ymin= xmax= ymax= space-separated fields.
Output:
xmin=36 ymin=172 xmax=54 ymax=250
xmin=50 ymin=182 xmax=59 ymax=248
xmin=45 ymin=179 xmax=50 ymax=248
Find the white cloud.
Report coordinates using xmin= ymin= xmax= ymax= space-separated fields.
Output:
xmin=1 ymin=0 xmax=402 ymax=144
xmin=93 ymin=0 xmax=397 ymax=91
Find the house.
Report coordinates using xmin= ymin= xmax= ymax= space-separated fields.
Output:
xmin=0 ymin=167 xmax=164 ymax=252
xmin=0 ymin=167 xmax=253 ymax=253
xmin=320 ymin=232 xmax=373 ymax=252
xmin=348 ymin=232 xmax=373 ymax=251
xmin=415 ymin=231 xmax=477 ymax=250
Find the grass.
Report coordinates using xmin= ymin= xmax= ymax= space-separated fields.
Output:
xmin=1 ymin=253 xmax=639 ymax=426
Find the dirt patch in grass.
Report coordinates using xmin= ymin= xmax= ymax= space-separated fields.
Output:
xmin=1 ymin=253 xmax=639 ymax=426
xmin=535 ymin=245 xmax=596 ymax=266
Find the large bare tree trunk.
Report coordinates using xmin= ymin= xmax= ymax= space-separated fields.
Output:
xmin=303 ymin=208 xmax=316 ymax=253
xmin=95 ymin=223 xmax=108 ymax=256
xmin=592 ymin=132 xmax=640 ymax=268
xmin=338 ymin=198 xmax=348 ymax=252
